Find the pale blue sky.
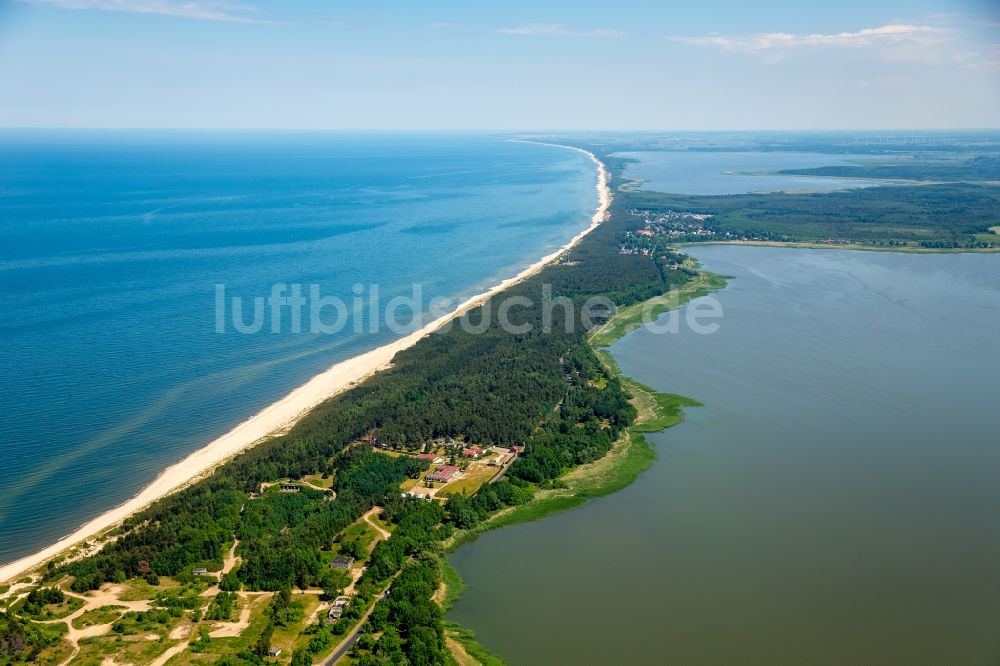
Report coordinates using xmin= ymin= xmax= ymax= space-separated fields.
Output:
xmin=0 ymin=0 xmax=997 ymax=129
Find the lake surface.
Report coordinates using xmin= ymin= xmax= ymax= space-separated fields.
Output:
xmin=448 ymin=245 xmax=1000 ymax=665
xmin=0 ymin=132 xmax=597 ymax=565
xmin=615 ymin=151 xmax=886 ymax=194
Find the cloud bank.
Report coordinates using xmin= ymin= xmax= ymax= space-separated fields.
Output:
xmin=17 ymin=0 xmax=277 ymax=23
xmin=669 ymin=24 xmax=940 ymax=53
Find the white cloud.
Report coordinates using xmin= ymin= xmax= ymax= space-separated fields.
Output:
xmin=668 ymin=24 xmax=941 ymax=53
xmin=17 ymin=0 xmax=280 ymax=23
xmin=498 ymin=23 xmax=625 ymax=37
xmin=965 ymin=43 xmax=1000 ymax=70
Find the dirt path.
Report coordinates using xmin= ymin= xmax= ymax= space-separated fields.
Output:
xmin=222 ymin=540 xmax=241 ymax=574
xmin=200 ymin=539 xmax=241 ymax=598
xmin=38 ymin=511 xmax=388 ymax=664
xmin=38 ymin=585 xmax=154 ymax=666
xmin=208 ymin=592 xmax=268 ymax=638
xmin=0 ymin=578 xmax=36 ymax=607
xmin=336 ymin=508 xmax=391 ymax=599
xmin=36 ymin=554 xmax=257 ymax=665
xmin=148 ymin=640 xmax=188 ymax=666
xmin=445 ymin=637 xmax=478 ymax=666
xmin=301 ymin=480 xmax=335 ymax=495
xmin=362 ymin=508 xmax=390 ymax=541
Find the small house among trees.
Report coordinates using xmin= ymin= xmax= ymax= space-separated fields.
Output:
xmin=330 ymin=555 xmax=354 ymax=570
xmin=326 ymin=596 xmax=351 ymax=623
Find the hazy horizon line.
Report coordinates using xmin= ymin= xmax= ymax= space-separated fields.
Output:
xmin=2 ymin=126 xmax=999 ymax=133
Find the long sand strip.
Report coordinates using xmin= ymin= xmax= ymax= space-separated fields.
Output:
xmin=0 ymin=143 xmax=610 ymax=584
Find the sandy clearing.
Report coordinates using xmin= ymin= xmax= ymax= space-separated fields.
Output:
xmin=208 ymin=592 xmax=268 ymax=638
xmin=148 ymin=641 xmax=186 ymax=666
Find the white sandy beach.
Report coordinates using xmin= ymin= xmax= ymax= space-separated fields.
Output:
xmin=0 ymin=144 xmax=610 ymax=584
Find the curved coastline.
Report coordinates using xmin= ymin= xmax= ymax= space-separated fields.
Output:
xmin=0 ymin=143 xmax=611 ymax=585
xmin=439 ymin=268 xmax=729 ymax=664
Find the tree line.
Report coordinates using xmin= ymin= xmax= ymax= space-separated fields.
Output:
xmin=9 ymin=144 xmax=698 ymax=664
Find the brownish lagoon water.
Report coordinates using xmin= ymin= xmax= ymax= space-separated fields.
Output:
xmin=447 ymin=246 xmax=1000 ymax=665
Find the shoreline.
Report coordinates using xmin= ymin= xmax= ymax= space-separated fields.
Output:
xmin=0 ymin=142 xmax=611 ymax=585
xmin=439 ymin=269 xmax=730 ymax=663
xmin=442 ymin=269 xmax=727 ymax=551
xmin=680 ymin=240 xmax=1000 ymax=254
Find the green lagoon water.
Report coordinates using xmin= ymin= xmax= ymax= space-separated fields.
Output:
xmin=448 ymin=245 xmax=1000 ymax=665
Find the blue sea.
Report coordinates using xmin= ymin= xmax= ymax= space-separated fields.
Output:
xmin=0 ymin=132 xmax=597 ymax=565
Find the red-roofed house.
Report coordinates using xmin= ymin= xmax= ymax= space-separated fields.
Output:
xmin=462 ymin=446 xmax=486 ymax=458
xmin=426 ymin=465 xmax=461 ymax=483
xmin=416 ymin=453 xmax=445 ymax=464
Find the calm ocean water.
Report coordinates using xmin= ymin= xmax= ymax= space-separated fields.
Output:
xmin=0 ymin=132 xmax=597 ymax=565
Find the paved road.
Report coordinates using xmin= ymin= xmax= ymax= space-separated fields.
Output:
xmin=322 ymin=604 xmax=374 ymax=665
xmin=322 ymin=572 xmax=399 ymax=665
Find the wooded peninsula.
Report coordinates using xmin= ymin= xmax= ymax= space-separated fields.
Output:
xmin=2 ymin=136 xmax=996 ymax=666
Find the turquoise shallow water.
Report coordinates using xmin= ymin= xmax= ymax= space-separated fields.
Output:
xmin=448 ymin=245 xmax=1000 ymax=665
xmin=0 ymin=132 xmax=597 ymax=565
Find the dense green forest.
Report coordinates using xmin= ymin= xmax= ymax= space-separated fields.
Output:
xmin=624 ymin=183 xmax=1000 ymax=248
xmin=778 ymin=155 xmax=1000 ymax=181
xmin=9 ymin=137 xmax=989 ymax=664
xmin=0 ymin=613 xmax=63 ymax=663
xmin=545 ymin=134 xmax=1000 ymax=249
xmin=3 ymin=143 xmax=698 ymax=665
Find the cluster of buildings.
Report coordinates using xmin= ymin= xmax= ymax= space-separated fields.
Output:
xmin=425 ymin=465 xmax=461 ymax=484
xmin=620 ymin=209 xmax=717 ymax=254
xmin=630 ymin=208 xmax=714 ymax=226
xmin=414 ymin=446 xmax=484 ymax=466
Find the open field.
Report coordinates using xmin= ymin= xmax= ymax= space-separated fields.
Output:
xmin=300 ymin=473 xmax=333 ymax=489
xmin=70 ymin=605 xmax=125 ymax=630
xmin=438 ymin=465 xmax=500 ymax=497
xmin=332 ymin=516 xmax=380 ymax=555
